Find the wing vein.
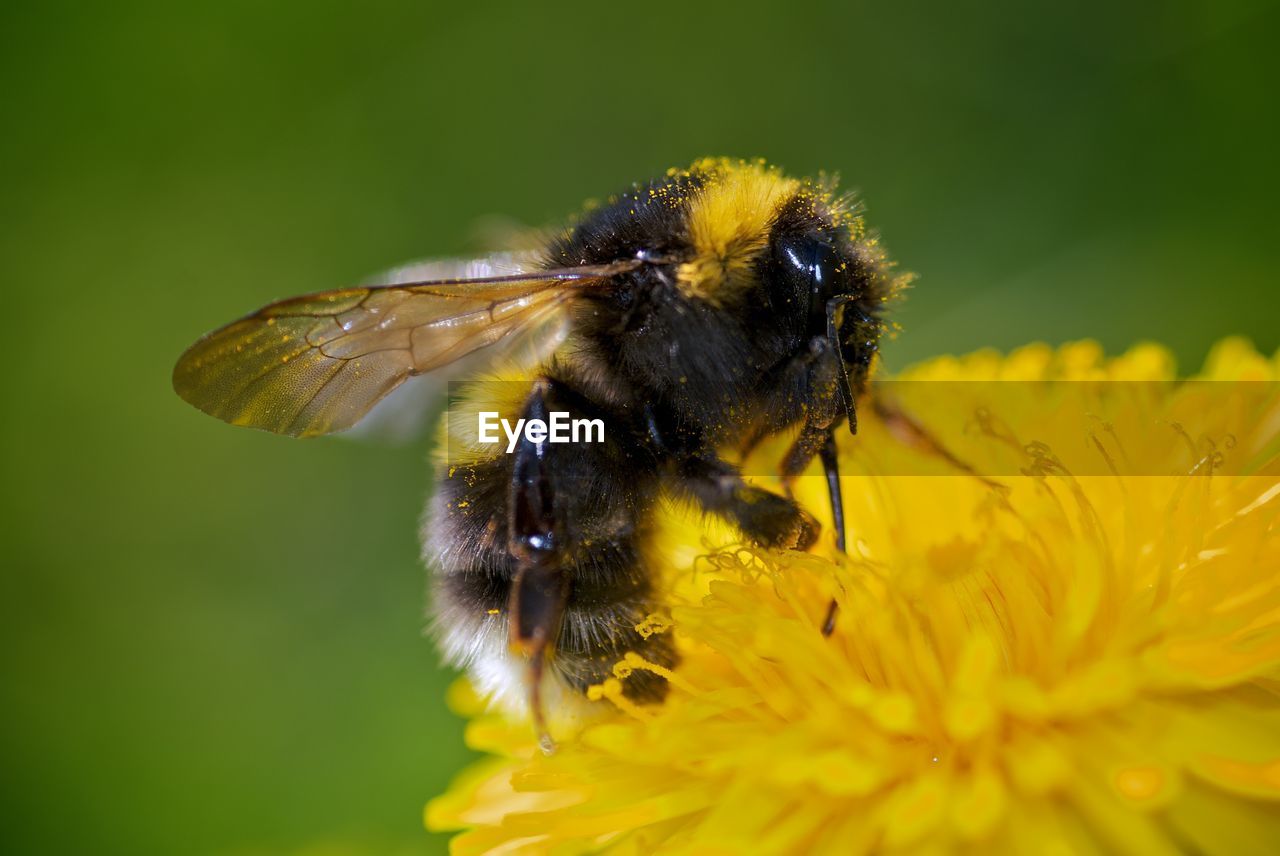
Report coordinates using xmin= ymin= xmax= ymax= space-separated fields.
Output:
xmin=173 ymin=259 xmax=623 ymax=436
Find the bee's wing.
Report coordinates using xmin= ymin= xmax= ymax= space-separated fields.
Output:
xmin=367 ymin=249 xmax=547 ymax=286
xmin=172 ymin=259 xmax=635 ymax=437
xmin=338 ymin=251 xmax=565 ymax=444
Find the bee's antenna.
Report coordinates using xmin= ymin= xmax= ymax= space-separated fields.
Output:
xmin=825 ymin=296 xmax=860 ymax=435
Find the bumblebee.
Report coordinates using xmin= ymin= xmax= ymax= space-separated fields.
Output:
xmin=173 ymin=158 xmax=899 ymax=747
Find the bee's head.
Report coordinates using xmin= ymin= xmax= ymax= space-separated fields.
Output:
xmin=761 ymin=192 xmax=891 ymax=431
xmin=555 ymin=160 xmax=897 ymax=429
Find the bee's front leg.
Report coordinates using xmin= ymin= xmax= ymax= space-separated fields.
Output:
xmin=775 ymin=337 xmax=848 ymax=636
xmin=777 ymin=336 xmax=844 ymax=494
xmin=507 ymin=380 xmax=570 ymax=754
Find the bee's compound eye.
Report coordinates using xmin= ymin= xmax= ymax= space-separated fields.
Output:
xmin=775 ymin=236 xmax=814 ymax=284
xmin=776 ymin=236 xmax=842 ymax=288
xmin=767 ymin=235 xmax=845 ymax=322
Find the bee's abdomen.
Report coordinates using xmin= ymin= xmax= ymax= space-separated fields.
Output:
xmin=423 ymin=376 xmax=675 ymax=707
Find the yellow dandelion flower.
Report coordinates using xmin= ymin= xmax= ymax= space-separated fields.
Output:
xmin=427 ymin=338 xmax=1280 ymax=855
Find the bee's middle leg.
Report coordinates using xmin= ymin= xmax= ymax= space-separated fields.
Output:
xmin=675 ymin=454 xmax=819 ymax=551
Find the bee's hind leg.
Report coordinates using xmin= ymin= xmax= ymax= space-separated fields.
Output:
xmin=510 ymin=561 xmax=565 ymax=754
xmin=507 ymin=381 xmax=570 ymax=754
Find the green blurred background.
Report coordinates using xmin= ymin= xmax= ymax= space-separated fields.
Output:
xmin=2 ymin=1 xmax=1277 ymax=853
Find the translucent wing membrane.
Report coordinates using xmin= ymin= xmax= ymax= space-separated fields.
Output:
xmin=368 ymin=250 xmax=546 ymax=286
xmin=172 ymin=261 xmax=634 ymax=437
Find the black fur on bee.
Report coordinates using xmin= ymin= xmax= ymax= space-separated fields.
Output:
xmin=425 ymin=160 xmax=897 ymax=721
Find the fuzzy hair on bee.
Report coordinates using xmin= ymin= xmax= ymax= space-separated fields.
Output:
xmin=424 ymin=159 xmax=902 ymax=740
xmin=171 ymin=158 xmax=906 ymax=749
